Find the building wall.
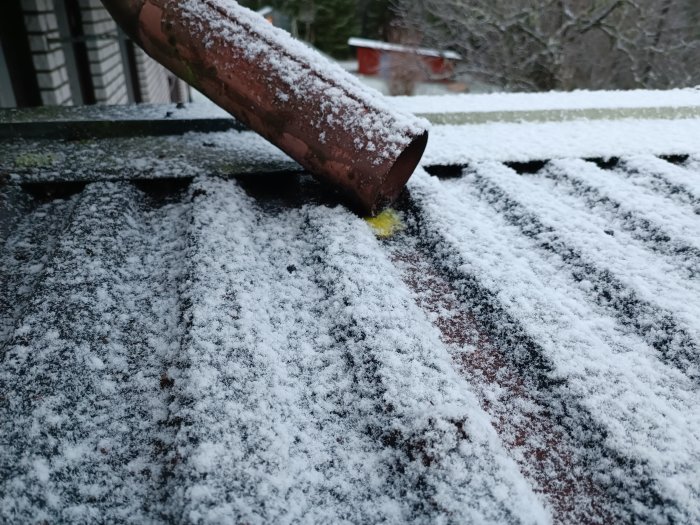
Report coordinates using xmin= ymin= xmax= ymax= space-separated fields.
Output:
xmin=172 ymin=78 xmax=190 ymax=104
xmin=0 ymin=0 xmax=189 ymax=107
xmin=0 ymin=41 xmax=18 ymax=108
xmin=134 ymin=47 xmax=172 ymax=104
xmin=21 ymin=0 xmax=72 ymax=106
xmin=134 ymin=48 xmax=191 ymax=104
xmin=78 ymin=0 xmax=128 ymax=104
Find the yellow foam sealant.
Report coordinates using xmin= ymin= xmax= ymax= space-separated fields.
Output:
xmin=365 ymin=209 xmax=404 ymax=239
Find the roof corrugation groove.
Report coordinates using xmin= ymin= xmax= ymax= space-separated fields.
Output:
xmin=2 ymin=106 xmax=700 ymax=524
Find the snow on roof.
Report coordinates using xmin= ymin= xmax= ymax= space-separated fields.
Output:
xmin=348 ymin=37 xmax=462 ymax=60
xmin=424 ymin=118 xmax=700 ymax=164
xmin=1 ymin=92 xmax=700 ymax=523
xmin=392 ymin=88 xmax=700 ymax=114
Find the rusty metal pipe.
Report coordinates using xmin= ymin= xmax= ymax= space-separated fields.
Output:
xmin=101 ymin=0 xmax=428 ymax=215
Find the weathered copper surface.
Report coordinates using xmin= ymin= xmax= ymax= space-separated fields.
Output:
xmin=101 ymin=0 xmax=428 ymax=214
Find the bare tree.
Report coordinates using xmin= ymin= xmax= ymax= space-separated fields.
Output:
xmin=393 ymin=0 xmax=700 ymax=91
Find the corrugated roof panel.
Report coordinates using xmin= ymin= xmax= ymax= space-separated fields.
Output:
xmin=2 ymin=101 xmax=700 ymax=523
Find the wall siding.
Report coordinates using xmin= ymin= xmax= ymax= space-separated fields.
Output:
xmin=78 ymin=0 xmax=127 ymax=104
xmin=16 ymin=0 xmax=190 ymax=106
xmin=21 ymin=0 xmax=73 ymax=106
xmin=134 ymin=47 xmax=173 ymax=104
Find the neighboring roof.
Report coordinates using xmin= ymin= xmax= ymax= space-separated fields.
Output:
xmin=392 ymin=87 xmax=700 ymax=114
xmin=1 ymin=92 xmax=700 ymax=524
xmin=348 ymin=37 xmax=462 ymax=61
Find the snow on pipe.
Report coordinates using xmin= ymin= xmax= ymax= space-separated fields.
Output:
xmin=101 ymin=0 xmax=429 ymax=215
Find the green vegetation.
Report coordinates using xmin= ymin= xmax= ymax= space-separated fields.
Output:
xmin=14 ymin=153 xmax=54 ymax=168
xmin=240 ymin=0 xmax=394 ymax=58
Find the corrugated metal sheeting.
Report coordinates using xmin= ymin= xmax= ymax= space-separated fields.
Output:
xmin=1 ymin=106 xmax=700 ymax=523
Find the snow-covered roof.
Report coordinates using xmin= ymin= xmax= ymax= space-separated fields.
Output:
xmin=1 ymin=92 xmax=700 ymax=523
xmin=348 ymin=37 xmax=462 ymax=60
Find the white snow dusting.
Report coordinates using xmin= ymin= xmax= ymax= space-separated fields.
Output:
xmin=163 ymin=177 xmax=548 ymax=524
xmin=467 ymin=160 xmax=700 ymax=376
xmin=4 ymin=77 xmax=700 ymax=525
xmin=391 ymin=88 xmax=700 ymax=114
xmin=549 ymin=159 xmax=700 ymax=253
xmin=422 ymin=119 xmax=700 ymax=164
xmin=409 ymin=168 xmax=700 ymax=522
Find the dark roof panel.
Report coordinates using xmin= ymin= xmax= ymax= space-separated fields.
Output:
xmin=2 ymin=101 xmax=700 ymax=523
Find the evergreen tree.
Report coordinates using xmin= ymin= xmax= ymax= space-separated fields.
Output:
xmin=357 ymin=0 xmax=393 ymax=40
xmin=239 ymin=0 xmax=396 ymax=58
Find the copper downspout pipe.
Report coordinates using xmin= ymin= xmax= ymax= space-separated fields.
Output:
xmin=101 ymin=0 xmax=429 ymax=215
